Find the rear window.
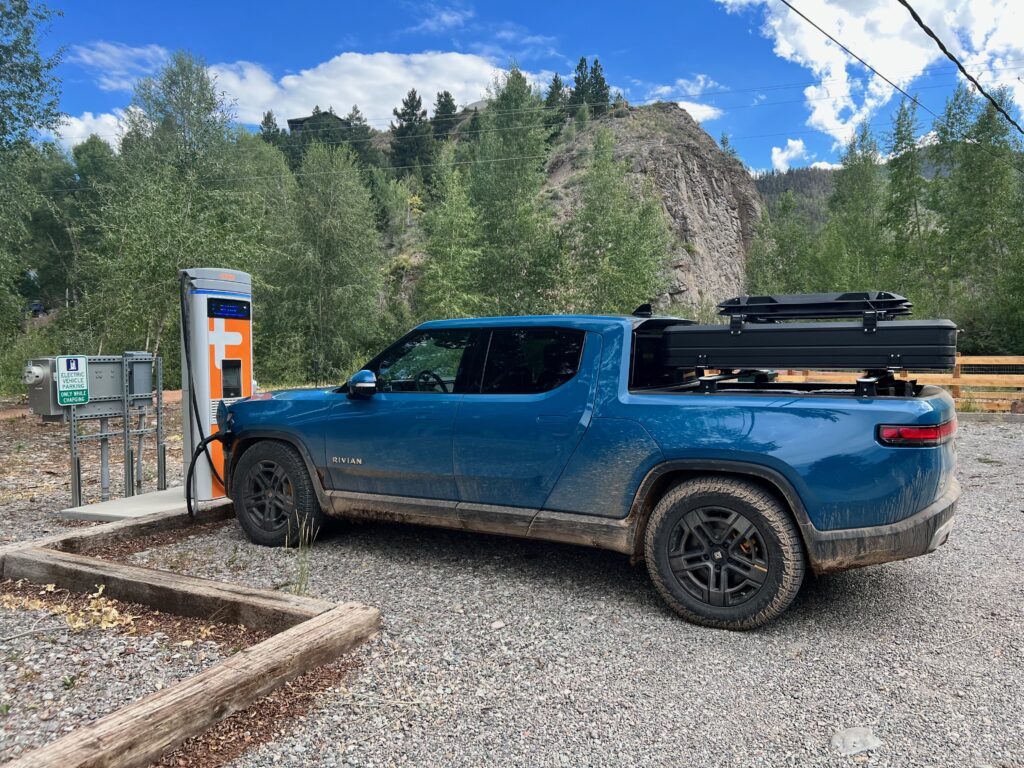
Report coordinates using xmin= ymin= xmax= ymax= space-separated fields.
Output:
xmin=478 ymin=328 xmax=585 ymax=394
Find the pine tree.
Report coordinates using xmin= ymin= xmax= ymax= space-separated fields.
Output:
xmin=746 ymin=191 xmax=821 ymax=294
xmin=587 ymin=58 xmax=610 ymax=116
xmin=544 ymin=73 xmax=567 ymax=130
xmin=932 ymin=85 xmax=1022 ymax=350
xmin=343 ymin=104 xmax=384 ymax=168
xmin=569 ymin=57 xmax=590 ymax=112
xmin=720 ymin=133 xmax=738 ymax=159
xmin=390 ymin=88 xmax=435 ymax=177
xmin=431 ymin=90 xmax=458 ymax=141
xmin=258 ymin=110 xmax=286 ymax=149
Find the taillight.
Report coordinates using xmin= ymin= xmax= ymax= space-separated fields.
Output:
xmin=877 ymin=418 xmax=957 ymax=447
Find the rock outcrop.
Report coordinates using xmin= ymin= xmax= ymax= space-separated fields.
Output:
xmin=546 ymin=103 xmax=762 ymax=311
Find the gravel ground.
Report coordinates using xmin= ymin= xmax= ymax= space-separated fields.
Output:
xmin=0 ymin=604 xmax=226 ymax=762
xmin=0 ymin=400 xmax=184 ymax=545
xmin=117 ymin=420 xmax=1024 ymax=768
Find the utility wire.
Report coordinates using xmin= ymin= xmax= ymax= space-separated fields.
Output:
xmin=895 ymin=0 xmax=1024 ymax=137
xmin=777 ymin=0 xmax=1024 ymax=178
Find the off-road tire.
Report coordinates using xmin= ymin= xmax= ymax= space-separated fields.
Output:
xmin=644 ymin=477 xmax=805 ymax=630
xmin=232 ymin=440 xmax=327 ymax=548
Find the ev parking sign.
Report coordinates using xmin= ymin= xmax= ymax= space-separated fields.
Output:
xmin=56 ymin=355 xmax=89 ymax=406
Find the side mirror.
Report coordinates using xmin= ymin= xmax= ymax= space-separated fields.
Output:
xmin=348 ymin=369 xmax=377 ymax=398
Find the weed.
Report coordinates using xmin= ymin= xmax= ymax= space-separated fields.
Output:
xmin=0 ymin=704 xmax=9 ymax=716
xmin=62 ymin=675 xmax=77 ymax=689
xmin=289 ymin=514 xmax=319 ymax=597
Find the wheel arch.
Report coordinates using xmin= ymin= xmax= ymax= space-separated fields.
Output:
xmin=628 ymin=460 xmax=814 ymax=558
xmin=227 ymin=430 xmax=332 ymax=511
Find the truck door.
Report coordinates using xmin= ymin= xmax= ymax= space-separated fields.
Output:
xmin=454 ymin=327 xmax=600 ymax=509
xmin=326 ymin=328 xmax=482 ymax=500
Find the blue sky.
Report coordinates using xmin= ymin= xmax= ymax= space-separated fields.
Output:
xmin=47 ymin=0 xmax=1024 ymax=172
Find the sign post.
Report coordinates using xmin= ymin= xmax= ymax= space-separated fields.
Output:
xmin=56 ymin=355 xmax=89 ymax=406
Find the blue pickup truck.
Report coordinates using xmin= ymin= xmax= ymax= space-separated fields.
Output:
xmin=220 ymin=310 xmax=959 ymax=629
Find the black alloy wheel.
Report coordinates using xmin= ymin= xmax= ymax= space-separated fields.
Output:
xmin=243 ymin=459 xmax=295 ymax=535
xmin=644 ymin=477 xmax=805 ymax=630
xmin=231 ymin=440 xmax=326 ymax=548
xmin=667 ymin=507 xmax=769 ymax=608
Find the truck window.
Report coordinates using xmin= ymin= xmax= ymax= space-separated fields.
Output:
xmin=373 ymin=329 xmax=478 ymax=394
xmin=479 ymin=328 xmax=585 ymax=394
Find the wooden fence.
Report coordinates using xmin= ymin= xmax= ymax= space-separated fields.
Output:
xmin=775 ymin=355 xmax=1024 ymax=412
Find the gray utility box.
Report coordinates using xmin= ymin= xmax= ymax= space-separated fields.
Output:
xmin=23 ymin=353 xmax=155 ymax=422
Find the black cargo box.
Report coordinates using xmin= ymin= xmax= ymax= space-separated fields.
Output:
xmin=661 ymin=319 xmax=958 ymax=371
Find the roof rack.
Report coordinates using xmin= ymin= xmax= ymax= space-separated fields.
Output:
xmin=717 ymin=291 xmax=913 ymax=323
xmin=660 ymin=291 xmax=957 ymax=372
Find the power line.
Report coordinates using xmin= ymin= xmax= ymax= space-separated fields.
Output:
xmin=777 ymin=0 xmax=1024 ymax=178
xmin=777 ymin=0 xmax=933 ymax=117
xmin=895 ymin=0 xmax=1024 ymax=137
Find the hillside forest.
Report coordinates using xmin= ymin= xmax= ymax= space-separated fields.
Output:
xmin=2 ymin=4 xmax=1023 ymax=394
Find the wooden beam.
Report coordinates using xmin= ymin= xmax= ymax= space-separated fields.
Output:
xmin=2 ymin=547 xmax=335 ymax=633
xmin=0 ymin=505 xmax=232 ymax=571
xmin=6 ymin=603 xmax=379 ymax=768
xmin=957 ymin=355 xmax=1024 ymax=365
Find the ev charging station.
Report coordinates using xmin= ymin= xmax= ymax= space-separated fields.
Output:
xmin=179 ymin=268 xmax=254 ymax=503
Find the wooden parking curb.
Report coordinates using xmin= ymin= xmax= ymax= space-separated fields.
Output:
xmin=0 ymin=505 xmax=233 ymax=568
xmin=6 ymin=602 xmax=380 ymax=768
xmin=2 ymin=546 xmax=336 ymax=633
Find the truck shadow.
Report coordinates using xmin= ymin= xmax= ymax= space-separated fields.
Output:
xmin=314 ymin=518 xmax=919 ymax=630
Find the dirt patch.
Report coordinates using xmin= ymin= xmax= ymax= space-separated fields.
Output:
xmin=0 ymin=579 xmax=265 ymax=650
xmin=83 ymin=518 xmax=233 ymax=561
xmin=156 ymin=657 xmax=360 ymax=768
xmin=0 ymin=398 xmax=184 ymax=545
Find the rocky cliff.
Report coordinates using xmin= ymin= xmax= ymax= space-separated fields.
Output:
xmin=546 ymin=103 xmax=762 ymax=312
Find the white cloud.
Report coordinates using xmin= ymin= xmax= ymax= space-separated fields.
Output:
xmin=68 ymin=41 xmax=168 ymax=92
xmin=407 ymin=4 xmax=475 ymax=34
xmin=56 ymin=109 xmax=129 ymax=149
xmin=56 ymin=51 xmax=552 ymax=148
xmin=676 ymin=100 xmax=724 ymax=123
xmin=210 ymin=51 xmax=508 ymax=126
xmin=645 ymin=73 xmax=720 ymax=101
xmin=771 ymin=138 xmax=807 ymax=171
xmin=715 ymin=0 xmax=1024 ymax=145
xmin=810 ymin=160 xmax=842 ymax=170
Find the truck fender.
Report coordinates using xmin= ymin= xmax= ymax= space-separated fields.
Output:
xmin=627 ymin=459 xmax=815 ymax=556
xmin=227 ymin=430 xmax=332 ymax=512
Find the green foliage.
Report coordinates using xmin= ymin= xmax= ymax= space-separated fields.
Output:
xmin=468 ymin=66 xmax=555 ymax=313
xmin=569 ymin=57 xmax=590 ymax=110
xmin=341 ymin=105 xmax=384 ymax=168
xmin=748 ymin=89 xmax=1024 ymax=354
xmin=431 ymin=91 xmax=458 ymax=141
xmin=0 ymin=0 xmax=63 ymax=148
xmin=416 ymin=144 xmax=484 ymax=319
xmin=587 ymin=59 xmax=610 ymax=117
xmin=544 ymin=73 xmax=568 ymax=131
xmin=559 ymin=129 xmax=669 ymax=313
xmin=280 ymin=142 xmax=386 ymax=382
xmin=366 ymin=166 xmax=411 ymax=240
xmin=390 ymin=89 xmax=434 ymax=177
xmin=127 ymin=51 xmax=233 ymax=173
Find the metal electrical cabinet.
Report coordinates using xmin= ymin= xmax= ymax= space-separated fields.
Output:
xmin=22 ymin=352 xmax=166 ymax=506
